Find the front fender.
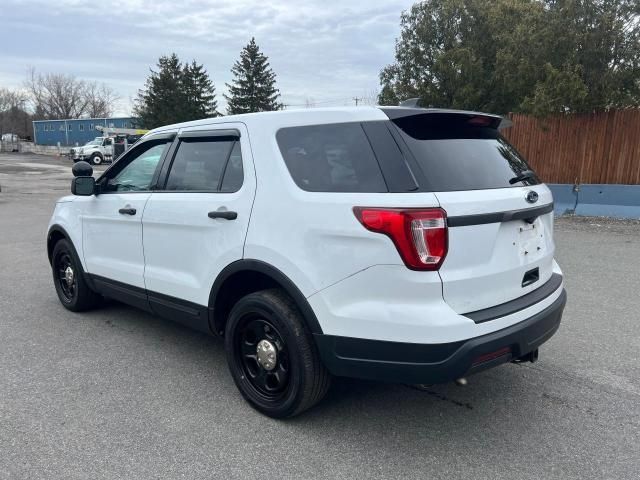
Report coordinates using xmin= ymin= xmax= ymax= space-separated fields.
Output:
xmin=47 ymin=200 xmax=86 ymax=270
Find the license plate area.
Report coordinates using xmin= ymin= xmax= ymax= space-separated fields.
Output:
xmin=517 ymin=220 xmax=545 ymax=259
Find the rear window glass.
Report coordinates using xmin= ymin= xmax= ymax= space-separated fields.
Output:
xmin=391 ymin=114 xmax=540 ymax=191
xmin=276 ymin=123 xmax=387 ymax=192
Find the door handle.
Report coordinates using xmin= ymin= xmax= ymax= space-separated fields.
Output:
xmin=118 ymin=207 xmax=137 ymax=215
xmin=208 ymin=210 xmax=237 ymax=220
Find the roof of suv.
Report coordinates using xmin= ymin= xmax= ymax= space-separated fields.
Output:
xmin=144 ymin=107 xmax=389 ymax=138
xmin=143 ymin=106 xmax=508 ymax=139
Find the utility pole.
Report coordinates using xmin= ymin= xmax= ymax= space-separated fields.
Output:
xmin=353 ymin=97 xmax=362 ymax=106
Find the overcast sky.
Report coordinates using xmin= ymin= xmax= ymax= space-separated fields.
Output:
xmin=0 ymin=0 xmax=414 ymax=116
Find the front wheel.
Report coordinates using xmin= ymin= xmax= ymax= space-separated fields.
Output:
xmin=90 ymin=153 xmax=103 ymax=165
xmin=51 ymin=239 xmax=101 ymax=311
xmin=224 ymin=289 xmax=331 ymax=418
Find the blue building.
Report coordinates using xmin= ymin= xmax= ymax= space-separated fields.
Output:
xmin=32 ymin=117 xmax=136 ymax=146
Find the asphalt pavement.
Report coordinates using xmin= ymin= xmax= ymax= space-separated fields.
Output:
xmin=0 ymin=152 xmax=639 ymax=479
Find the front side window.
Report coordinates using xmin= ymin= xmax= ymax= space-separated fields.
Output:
xmin=164 ymin=138 xmax=242 ymax=192
xmin=276 ymin=123 xmax=387 ymax=193
xmin=103 ymin=141 xmax=169 ymax=192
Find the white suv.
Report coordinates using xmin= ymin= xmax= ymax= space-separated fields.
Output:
xmin=47 ymin=107 xmax=567 ymax=417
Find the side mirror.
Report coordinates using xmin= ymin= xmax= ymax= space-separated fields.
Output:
xmin=72 ymin=161 xmax=93 ymax=177
xmin=71 ymin=176 xmax=96 ymax=196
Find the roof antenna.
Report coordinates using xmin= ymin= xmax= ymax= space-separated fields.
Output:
xmin=399 ymin=98 xmax=422 ymax=108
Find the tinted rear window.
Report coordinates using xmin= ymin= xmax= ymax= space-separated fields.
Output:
xmin=391 ymin=113 xmax=539 ymax=191
xmin=276 ymin=123 xmax=387 ymax=192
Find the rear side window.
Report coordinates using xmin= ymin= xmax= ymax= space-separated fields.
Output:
xmin=276 ymin=123 xmax=387 ymax=192
xmin=165 ymin=138 xmax=241 ymax=192
xmin=391 ymin=113 xmax=540 ymax=191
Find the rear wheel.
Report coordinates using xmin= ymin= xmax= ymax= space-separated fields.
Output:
xmin=52 ymin=239 xmax=101 ymax=311
xmin=224 ymin=289 xmax=330 ymax=418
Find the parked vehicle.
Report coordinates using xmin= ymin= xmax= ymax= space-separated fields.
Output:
xmin=71 ymin=134 xmax=142 ymax=163
xmin=70 ymin=137 xmax=114 ymax=164
xmin=1 ymin=133 xmax=19 ymax=142
xmin=70 ymin=138 xmax=102 ymax=161
xmin=47 ymin=106 xmax=567 ymax=417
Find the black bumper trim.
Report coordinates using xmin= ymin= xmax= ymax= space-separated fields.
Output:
xmin=314 ymin=289 xmax=566 ymax=385
xmin=463 ymin=273 xmax=563 ymax=324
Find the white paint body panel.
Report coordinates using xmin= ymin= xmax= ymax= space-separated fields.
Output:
xmin=48 ymin=106 xmax=564 ymax=345
xmin=434 ymin=185 xmax=556 ymax=313
xmin=80 ymin=193 xmax=151 ymax=288
xmin=308 ymin=260 xmax=563 ymax=343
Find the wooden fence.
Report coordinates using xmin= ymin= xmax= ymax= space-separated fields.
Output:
xmin=502 ymin=109 xmax=640 ymax=185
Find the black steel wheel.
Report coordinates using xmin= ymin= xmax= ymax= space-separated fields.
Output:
xmin=51 ymin=239 xmax=102 ymax=312
xmin=225 ymin=289 xmax=331 ymax=418
xmin=55 ymin=251 xmax=76 ymax=302
xmin=235 ymin=316 xmax=290 ymax=401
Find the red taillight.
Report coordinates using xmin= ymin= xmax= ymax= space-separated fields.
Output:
xmin=353 ymin=207 xmax=448 ymax=270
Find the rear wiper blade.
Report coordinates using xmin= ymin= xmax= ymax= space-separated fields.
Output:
xmin=509 ymin=169 xmax=535 ymax=185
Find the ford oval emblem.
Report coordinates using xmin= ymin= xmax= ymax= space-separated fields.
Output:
xmin=526 ymin=191 xmax=539 ymax=204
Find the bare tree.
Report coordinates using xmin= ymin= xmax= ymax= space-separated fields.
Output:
xmin=26 ymin=68 xmax=88 ymax=119
xmin=25 ymin=68 xmax=119 ymax=119
xmin=84 ymin=82 xmax=119 ymax=118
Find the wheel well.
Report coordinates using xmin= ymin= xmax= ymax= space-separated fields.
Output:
xmin=212 ymin=270 xmax=280 ymax=335
xmin=47 ymin=229 xmax=67 ymax=265
xmin=210 ymin=263 xmax=323 ymax=337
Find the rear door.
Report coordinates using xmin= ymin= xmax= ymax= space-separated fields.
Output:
xmin=388 ymin=110 xmax=555 ymax=314
xmin=141 ymin=124 xmax=255 ymax=327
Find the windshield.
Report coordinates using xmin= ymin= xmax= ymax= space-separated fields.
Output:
xmin=84 ymin=138 xmax=102 ymax=146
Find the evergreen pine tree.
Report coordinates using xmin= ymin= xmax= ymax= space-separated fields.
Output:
xmin=182 ymin=61 xmax=219 ymax=119
xmin=224 ymin=38 xmax=282 ymax=114
xmin=134 ymin=54 xmax=185 ymax=128
xmin=134 ymin=54 xmax=219 ymax=128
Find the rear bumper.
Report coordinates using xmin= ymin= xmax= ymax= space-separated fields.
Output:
xmin=314 ymin=289 xmax=566 ymax=384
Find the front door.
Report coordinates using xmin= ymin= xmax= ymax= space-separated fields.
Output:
xmin=141 ymin=125 xmax=256 ymax=328
xmin=81 ymin=137 xmax=173 ymax=294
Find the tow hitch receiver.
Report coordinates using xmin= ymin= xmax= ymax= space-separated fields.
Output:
xmin=512 ymin=348 xmax=539 ymax=364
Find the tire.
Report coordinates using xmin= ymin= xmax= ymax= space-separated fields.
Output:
xmin=90 ymin=153 xmax=103 ymax=165
xmin=225 ymin=289 xmax=331 ymax=418
xmin=51 ymin=238 xmax=101 ymax=312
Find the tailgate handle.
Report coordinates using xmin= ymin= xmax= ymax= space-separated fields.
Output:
xmin=522 ymin=267 xmax=540 ymax=287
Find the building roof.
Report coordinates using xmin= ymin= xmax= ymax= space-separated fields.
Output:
xmin=33 ymin=116 xmax=133 ymax=123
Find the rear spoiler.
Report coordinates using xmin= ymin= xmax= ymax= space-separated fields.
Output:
xmin=381 ymin=103 xmax=512 ymax=130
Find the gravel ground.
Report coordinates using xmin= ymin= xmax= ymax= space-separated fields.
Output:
xmin=1 ymin=153 xmax=639 ymax=480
